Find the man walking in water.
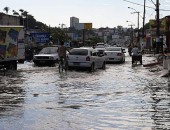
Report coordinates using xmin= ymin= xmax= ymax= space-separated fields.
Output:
xmin=57 ymin=41 xmax=69 ymax=61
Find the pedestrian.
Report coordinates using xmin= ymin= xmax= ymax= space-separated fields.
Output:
xmin=128 ymin=44 xmax=132 ymax=56
xmin=141 ymin=43 xmax=144 ymax=54
xmin=57 ymin=41 xmax=70 ymax=63
xmin=153 ymin=39 xmax=156 ymax=55
xmin=163 ymin=42 xmax=168 ymax=54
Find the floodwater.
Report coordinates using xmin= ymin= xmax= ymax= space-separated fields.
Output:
xmin=0 ymin=54 xmax=169 ymax=130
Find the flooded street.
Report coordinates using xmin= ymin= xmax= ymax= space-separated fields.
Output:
xmin=0 ymin=54 xmax=170 ymax=130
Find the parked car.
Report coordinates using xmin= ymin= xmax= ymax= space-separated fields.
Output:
xmin=105 ymin=47 xmax=126 ymax=63
xmin=67 ymin=47 xmax=106 ymax=71
xmin=33 ymin=46 xmax=59 ymax=66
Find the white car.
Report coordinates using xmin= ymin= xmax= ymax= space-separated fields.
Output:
xmin=95 ymin=46 xmax=106 ymax=55
xmin=33 ymin=46 xmax=59 ymax=66
xmin=96 ymin=42 xmax=105 ymax=47
xmin=105 ymin=47 xmax=126 ymax=63
xmin=67 ymin=47 xmax=106 ymax=71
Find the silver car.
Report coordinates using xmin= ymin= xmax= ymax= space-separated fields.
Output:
xmin=33 ymin=47 xmax=59 ymax=66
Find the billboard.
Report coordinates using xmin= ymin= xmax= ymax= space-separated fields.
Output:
xmin=75 ymin=23 xmax=93 ymax=30
xmin=0 ymin=26 xmax=23 ymax=59
xmin=75 ymin=23 xmax=84 ymax=30
xmin=84 ymin=23 xmax=92 ymax=29
xmin=30 ymin=32 xmax=50 ymax=44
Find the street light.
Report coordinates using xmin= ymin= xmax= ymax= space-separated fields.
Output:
xmin=128 ymin=7 xmax=140 ymax=47
xmin=126 ymin=20 xmax=135 ymax=26
xmin=126 ymin=21 xmax=135 ymax=46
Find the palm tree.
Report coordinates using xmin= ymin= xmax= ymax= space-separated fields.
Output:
xmin=3 ymin=6 xmax=10 ymax=14
xmin=19 ymin=9 xmax=24 ymax=13
xmin=12 ymin=10 xmax=19 ymax=16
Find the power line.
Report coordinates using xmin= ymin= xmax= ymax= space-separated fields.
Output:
xmin=123 ymin=0 xmax=170 ymax=11
xmin=123 ymin=0 xmax=155 ymax=9
xmin=148 ymin=0 xmax=156 ymax=6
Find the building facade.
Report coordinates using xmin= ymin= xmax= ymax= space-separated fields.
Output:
xmin=70 ymin=17 xmax=79 ymax=28
xmin=0 ymin=13 xmax=20 ymax=25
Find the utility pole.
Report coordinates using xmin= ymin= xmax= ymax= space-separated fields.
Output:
xmin=137 ymin=12 xmax=140 ymax=46
xmin=156 ymin=0 xmax=160 ymax=37
xmin=156 ymin=0 xmax=160 ymax=53
xmin=128 ymin=24 xmax=135 ymax=46
xmin=142 ymin=0 xmax=146 ymax=38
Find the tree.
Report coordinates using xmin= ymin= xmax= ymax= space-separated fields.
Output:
xmin=12 ymin=10 xmax=19 ymax=16
xmin=3 ymin=7 xmax=10 ymax=14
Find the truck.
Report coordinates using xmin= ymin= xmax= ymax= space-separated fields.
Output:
xmin=0 ymin=25 xmax=25 ymax=70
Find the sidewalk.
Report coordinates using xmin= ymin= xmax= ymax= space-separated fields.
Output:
xmin=143 ymin=53 xmax=169 ymax=77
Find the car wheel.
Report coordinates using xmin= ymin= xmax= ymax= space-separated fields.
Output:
xmin=123 ymin=58 xmax=125 ymax=63
xmin=18 ymin=59 xmax=25 ymax=64
xmin=89 ymin=63 xmax=95 ymax=72
xmin=6 ymin=61 xmax=17 ymax=70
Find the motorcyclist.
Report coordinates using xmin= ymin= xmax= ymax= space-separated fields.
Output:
xmin=131 ymin=45 xmax=141 ymax=65
xmin=131 ymin=45 xmax=139 ymax=56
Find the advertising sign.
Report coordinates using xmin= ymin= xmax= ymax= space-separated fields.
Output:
xmin=30 ymin=33 xmax=50 ymax=44
xmin=0 ymin=26 xmax=23 ymax=59
xmin=84 ymin=23 xmax=92 ymax=29
xmin=75 ymin=23 xmax=84 ymax=30
xmin=75 ymin=23 xmax=93 ymax=30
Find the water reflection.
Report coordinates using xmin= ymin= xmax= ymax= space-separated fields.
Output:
xmin=0 ymin=71 xmax=25 ymax=117
xmin=1 ymin=56 xmax=170 ymax=129
xmin=143 ymin=77 xmax=170 ymax=129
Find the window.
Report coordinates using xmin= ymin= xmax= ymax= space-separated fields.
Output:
xmin=105 ymin=47 xmax=121 ymax=51
xmin=69 ymin=49 xmax=88 ymax=55
xmin=39 ymin=47 xmax=58 ymax=54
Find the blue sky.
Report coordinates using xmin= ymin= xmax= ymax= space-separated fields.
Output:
xmin=1 ymin=0 xmax=170 ymax=28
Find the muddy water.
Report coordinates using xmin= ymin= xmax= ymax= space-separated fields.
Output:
xmin=0 ymin=54 xmax=169 ymax=130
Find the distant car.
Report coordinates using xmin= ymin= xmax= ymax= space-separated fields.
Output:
xmin=95 ymin=46 xmax=106 ymax=55
xmin=96 ymin=42 xmax=105 ymax=46
xmin=33 ymin=46 xmax=59 ymax=66
xmin=105 ymin=47 xmax=126 ymax=63
xmin=67 ymin=47 xmax=106 ymax=71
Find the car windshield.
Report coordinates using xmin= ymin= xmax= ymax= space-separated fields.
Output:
xmin=106 ymin=47 xmax=121 ymax=51
xmin=39 ymin=47 xmax=58 ymax=54
xmin=69 ymin=49 xmax=88 ymax=55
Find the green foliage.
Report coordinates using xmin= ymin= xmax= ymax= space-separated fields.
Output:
xmin=3 ymin=7 xmax=10 ymax=14
xmin=88 ymin=37 xmax=103 ymax=44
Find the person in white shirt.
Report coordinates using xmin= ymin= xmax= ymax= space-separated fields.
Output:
xmin=131 ymin=45 xmax=139 ymax=56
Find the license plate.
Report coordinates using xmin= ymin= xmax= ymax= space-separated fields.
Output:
xmin=40 ymin=61 xmax=46 ymax=63
xmin=109 ymin=58 xmax=114 ymax=60
xmin=73 ymin=62 xmax=80 ymax=65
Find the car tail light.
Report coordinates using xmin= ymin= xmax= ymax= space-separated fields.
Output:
xmin=86 ymin=56 xmax=90 ymax=61
xmin=117 ymin=53 xmax=122 ymax=56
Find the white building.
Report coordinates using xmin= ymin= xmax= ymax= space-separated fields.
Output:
xmin=70 ymin=17 xmax=79 ymax=28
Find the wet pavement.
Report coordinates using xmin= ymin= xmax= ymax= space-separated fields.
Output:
xmin=0 ymin=53 xmax=170 ymax=130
